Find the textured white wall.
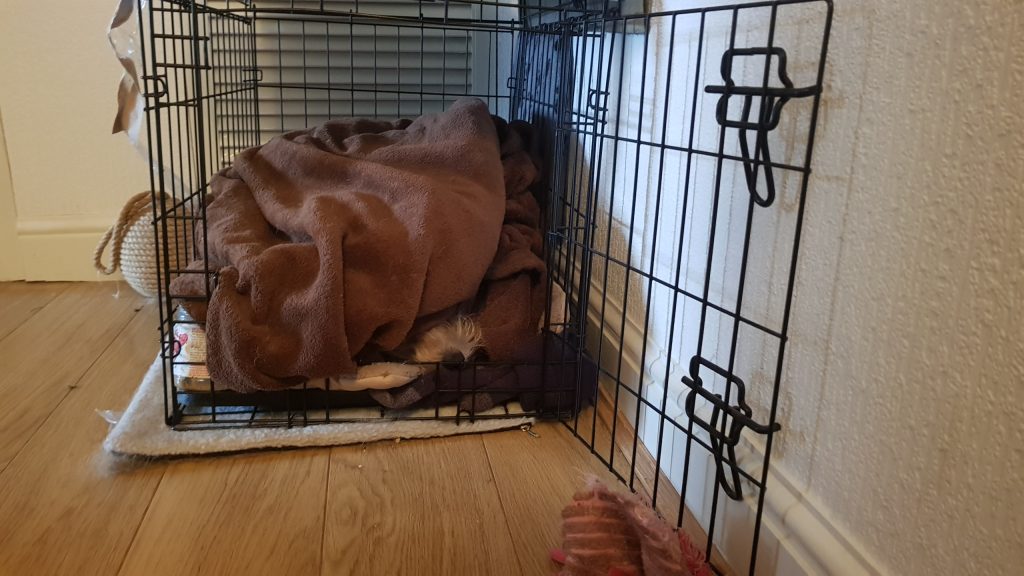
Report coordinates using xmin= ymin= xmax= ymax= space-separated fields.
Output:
xmin=774 ymin=0 xmax=1024 ymax=573
xmin=0 ymin=0 xmax=151 ymax=279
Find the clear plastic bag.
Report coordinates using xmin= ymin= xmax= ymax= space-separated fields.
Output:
xmin=96 ymin=409 xmax=123 ymax=426
xmin=172 ymin=306 xmax=212 ymax=390
xmin=108 ymin=0 xmax=147 ymax=157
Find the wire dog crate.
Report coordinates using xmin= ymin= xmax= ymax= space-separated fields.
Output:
xmin=138 ymin=0 xmax=832 ymax=573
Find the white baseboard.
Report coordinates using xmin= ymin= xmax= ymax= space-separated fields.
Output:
xmin=16 ymin=218 xmax=122 ymax=282
xmin=730 ymin=434 xmax=884 ymax=575
xmin=578 ymin=278 xmax=881 ymax=575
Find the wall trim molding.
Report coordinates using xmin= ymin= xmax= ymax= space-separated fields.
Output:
xmin=16 ymin=217 xmax=112 ymax=236
xmin=16 ymin=218 xmax=120 ymax=281
xmin=578 ymin=276 xmax=881 ymax=575
xmin=733 ymin=434 xmax=884 ymax=575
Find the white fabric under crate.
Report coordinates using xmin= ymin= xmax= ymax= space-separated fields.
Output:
xmin=103 ymin=355 xmax=532 ymax=458
xmin=176 ymin=361 xmax=425 ymax=393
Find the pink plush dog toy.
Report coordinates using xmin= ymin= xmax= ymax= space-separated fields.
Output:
xmin=551 ymin=479 xmax=713 ymax=576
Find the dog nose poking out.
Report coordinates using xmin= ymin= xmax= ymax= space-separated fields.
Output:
xmin=442 ymin=351 xmax=466 ymax=365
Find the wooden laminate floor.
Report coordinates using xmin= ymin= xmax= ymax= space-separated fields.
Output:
xmin=0 ymin=282 xmax=632 ymax=576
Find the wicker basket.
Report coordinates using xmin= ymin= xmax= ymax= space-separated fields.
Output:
xmin=94 ymin=191 xmax=191 ymax=297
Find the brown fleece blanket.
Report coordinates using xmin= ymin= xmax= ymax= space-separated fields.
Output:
xmin=364 ymin=122 xmax=600 ymax=413
xmin=171 ymin=98 xmax=542 ymax=392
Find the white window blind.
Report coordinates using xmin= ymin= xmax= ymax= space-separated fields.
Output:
xmin=212 ymin=0 xmax=516 ymax=159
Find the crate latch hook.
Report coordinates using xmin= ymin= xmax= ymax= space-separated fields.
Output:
xmin=705 ymin=47 xmax=820 ymax=207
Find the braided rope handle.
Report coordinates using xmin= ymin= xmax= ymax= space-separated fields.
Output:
xmin=93 ymin=191 xmax=157 ymax=275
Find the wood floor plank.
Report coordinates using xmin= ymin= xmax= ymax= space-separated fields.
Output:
xmin=0 ymin=281 xmax=68 ymax=342
xmin=482 ymin=422 xmax=620 ymax=576
xmin=119 ymin=449 xmax=330 ymax=576
xmin=0 ymin=283 xmax=733 ymax=576
xmin=323 ymin=435 xmax=522 ymax=576
xmin=0 ymin=283 xmax=144 ymax=471
xmin=0 ymin=305 xmax=166 ymax=576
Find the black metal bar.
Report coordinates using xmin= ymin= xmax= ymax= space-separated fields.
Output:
xmin=565 ymin=18 xmax=590 ymax=438
xmin=582 ymin=18 xmax=617 ymax=457
xmin=349 ymin=20 xmax=356 ymax=116
xmin=705 ymin=84 xmax=817 ymax=98
xmin=601 ymin=15 xmax=630 ymax=476
xmin=248 ymin=0 xmax=261 ymax=147
xmin=302 ymin=19 xmax=309 ymax=126
xmin=621 ymin=14 xmax=651 ymax=493
xmin=154 ymin=62 xmax=213 ymax=70
xmin=251 ymin=83 xmax=514 ymax=99
xmin=155 ymin=0 xmax=251 ymax=24
xmin=699 ymin=7 xmax=741 ymax=562
xmin=721 ymin=2 xmax=783 ymax=505
xmin=553 ymin=127 xmax=809 ymax=174
xmin=278 ymin=18 xmax=286 ymax=133
xmin=170 ymin=7 xmax=190 ymax=268
xmin=326 ymin=21 xmax=333 ymax=120
xmin=139 ymin=0 xmax=171 ymax=426
xmin=646 ymin=12 xmax=679 ymax=513
xmin=748 ymin=3 xmax=834 ymax=574
xmin=373 ymin=24 xmax=380 ymax=116
xmin=675 ymin=9 xmax=708 ymax=531
xmin=153 ymin=33 xmax=210 ymax=40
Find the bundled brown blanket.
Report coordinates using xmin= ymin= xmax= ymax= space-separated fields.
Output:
xmin=172 ymin=98 xmax=544 ymax=392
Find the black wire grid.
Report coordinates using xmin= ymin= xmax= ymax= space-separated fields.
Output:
xmin=139 ymin=1 xmax=832 ymax=573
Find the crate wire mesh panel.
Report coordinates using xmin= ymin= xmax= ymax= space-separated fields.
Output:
xmin=554 ymin=3 xmax=833 ymax=573
xmin=138 ymin=0 xmax=595 ymax=430
xmin=138 ymin=0 xmax=832 ymax=573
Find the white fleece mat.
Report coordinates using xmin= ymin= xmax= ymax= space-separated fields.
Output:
xmin=103 ymin=356 xmax=532 ymax=458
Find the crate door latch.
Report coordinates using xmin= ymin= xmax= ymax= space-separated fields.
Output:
xmin=705 ymin=47 xmax=820 ymax=208
xmin=681 ymin=355 xmax=781 ymax=501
